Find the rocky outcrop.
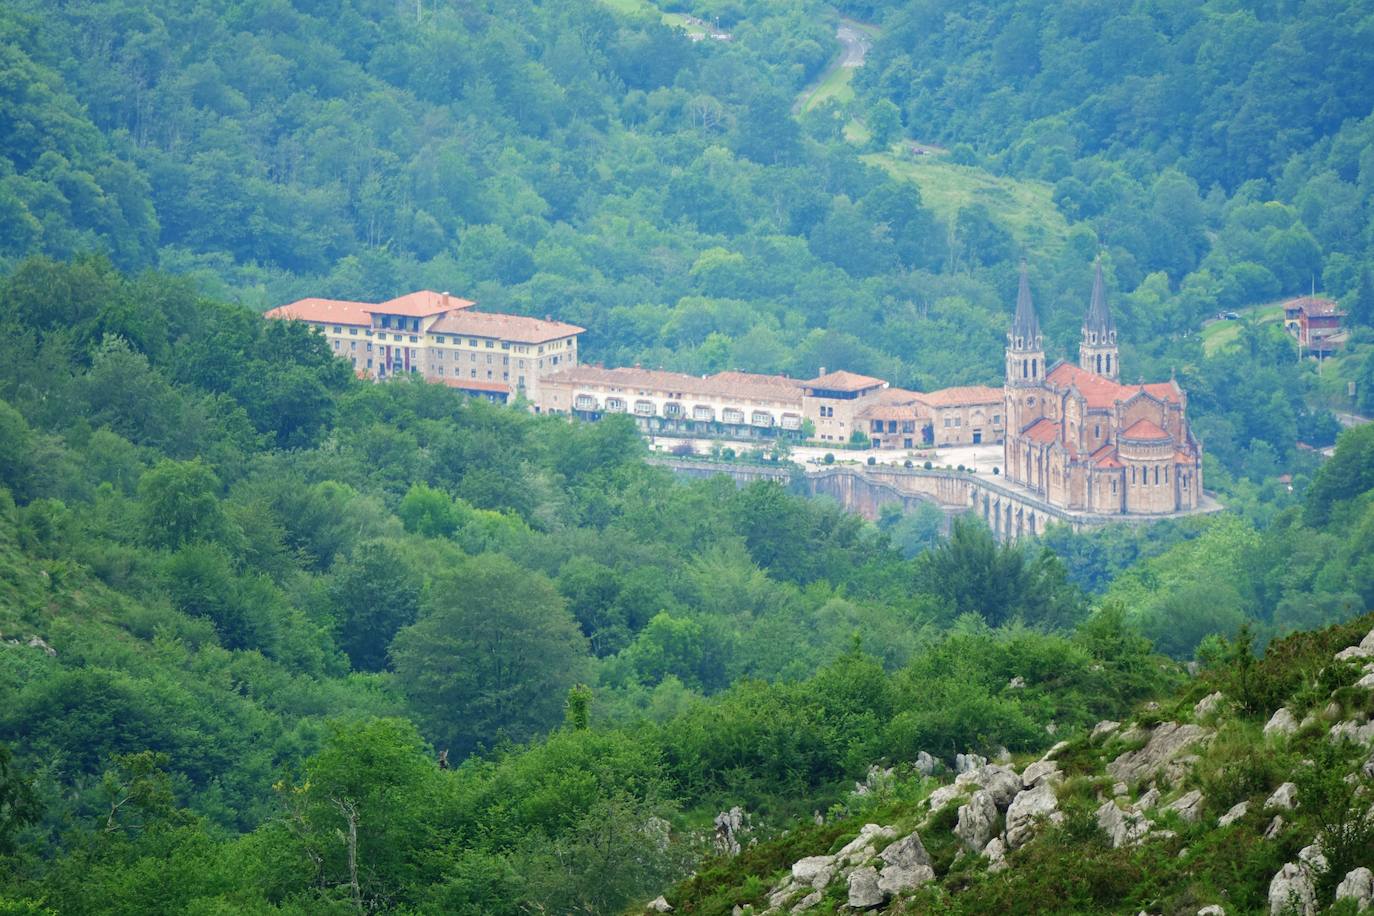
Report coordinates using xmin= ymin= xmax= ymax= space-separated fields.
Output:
xmin=1193 ymin=692 xmax=1225 ymax=719
xmin=1264 ymin=782 xmax=1297 ymax=810
xmin=646 ymin=896 xmax=672 ymax=913
xmin=1005 ymin=782 xmax=1061 ymax=848
xmin=956 ymin=764 xmax=1021 ymax=807
xmin=1217 ymin=801 xmax=1249 ymax=828
xmin=1163 ymin=789 xmax=1205 ymax=823
xmin=1329 ymin=719 xmax=1374 ymax=745
xmin=1097 ymin=799 xmax=1152 ymax=848
xmin=1336 ymin=867 xmax=1373 ymax=911
xmin=1020 ymin=759 xmax=1061 ymax=789
xmin=1091 ymin=720 xmax=1121 ymax=742
xmin=914 ymin=750 xmax=937 ymax=777
xmin=1264 ymin=707 xmax=1298 ymax=738
xmin=955 ymin=790 xmax=998 ymax=853
xmin=984 ymin=836 xmax=1008 ymax=872
xmin=1268 ymin=862 xmax=1317 ymax=916
xmin=713 ymin=807 xmax=749 ymax=856
xmin=1107 ymin=722 xmax=1209 ymax=784
xmin=848 ymin=866 xmax=884 ymax=909
xmin=876 ymin=832 xmax=934 ymax=896
xmin=955 ymin=753 xmax=987 ymax=774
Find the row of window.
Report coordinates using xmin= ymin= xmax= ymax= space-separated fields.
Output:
xmin=327 ymin=324 xmax=570 ymax=356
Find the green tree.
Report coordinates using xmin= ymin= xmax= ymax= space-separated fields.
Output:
xmin=390 ymin=555 xmax=591 ymax=756
xmin=329 ymin=541 xmax=421 ymax=672
xmin=0 ymin=743 xmax=40 ymax=856
xmin=137 ymin=459 xmax=229 ymax=549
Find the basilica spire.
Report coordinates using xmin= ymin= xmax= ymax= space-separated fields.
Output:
xmin=1079 ymin=258 xmax=1120 ymax=379
xmin=1006 ymin=261 xmax=1044 ymax=386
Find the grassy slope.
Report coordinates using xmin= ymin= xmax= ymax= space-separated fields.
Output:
xmin=864 ymin=151 xmax=1072 ymax=256
xmin=1201 ymin=303 xmax=1286 ymax=356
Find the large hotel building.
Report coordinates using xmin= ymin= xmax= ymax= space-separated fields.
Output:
xmin=264 ymin=291 xmax=583 ymax=404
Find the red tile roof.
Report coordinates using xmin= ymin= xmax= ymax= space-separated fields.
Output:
xmin=1121 ymin=418 xmax=1170 ymax=440
xmin=914 ymin=385 xmax=1004 ymax=407
xmin=1284 ymin=296 xmax=1345 ymax=318
xmin=804 ymin=370 xmax=888 ymax=393
xmin=1045 ymin=363 xmax=1181 ymax=409
xmin=264 ymin=298 xmax=374 ymax=325
xmin=1024 ymin=417 xmax=1060 ymax=443
xmin=375 ymin=290 xmax=475 ymax=317
xmin=858 ymin=402 xmax=924 ymax=421
xmin=1091 ymin=444 xmax=1123 ymax=468
xmin=711 ymin=371 xmax=807 ymax=396
xmin=430 ymin=310 xmax=585 ymax=344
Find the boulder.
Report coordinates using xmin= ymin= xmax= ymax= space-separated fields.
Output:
xmin=1021 ymin=759 xmax=1061 ymax=789
xmin=1329 ymin=720 xmax=1374 ymax=745
xmin=1264 ymin=816 xmax=1285 ymax=840
xmin=1298 ymin=843 xmax=1327 ymax=874
xmin=955 ymin=790 xmax=998 ymax=853
xmin=26 ymin=636 xmax=56 ymax=657
xmin=1197 ymin=906 xmax=1226 ymax=915
xmin=1264 ymin=708 xmax=1298 ymax=738
xmin=927 ymin=784 xmax=965 ymax=811
xmin=1356 ymin=671 xmax=1374 ymax=690
xmin=1091 ymin=720 xmax=1121 ymax=742
xmin=647 ymin=896 xmax=673 ymax=913
xmin=1264 ymin=782 xmax=1297 ymax=811
xmin=791 ymin=891 xmax=822 ymax=912
xmin=791 ymin=856 xmax=835 ymax=889
xmin=1008 ymin=675 xmax=1026 ymax=689
xmin=1193 ymin=692 xmax=1225 ymax=720
xmin=1107 ymin=722 xmax=1209 ymax=784
xmin=958 ymin=764 xmax=1022 ymax=808
xmin=1335 ymin=646 xmax=1370 ymax=663
xmin=713 ymin=807 xmax=748 ymax=856
xmin=1041 ymin=740 xmax=1071 ymax=760
xmin=984 ymin=836 xmax=1008 ymax=872
xmin=768 ymin=881 xmax=800 ymax=910
xmin=1006 ymin=782 xmax=1061 ymax=849
xmin=1163 ymin=789 xmax=1205 ymax=823
xmin=1335 ymin=867 xmax=1373 ymax=911
xmin=914 ymin=750 xmax=937 ymax=777
xmin=834 ymin=824 xmax=897 ymax=866
xmin=1362 ymin=628 xmax=1374 ymax=653
xmin=876 ymin=831 xmax=935 ymax=895
xmin=955 ymin=753 xmax=987 ymax=774
xmin=847 ymin=866 xmax=885 ymax=910
xmin=1268 ymin=862 xmax=1316 ymax=916
xmin=1363 ymin=749 xmax=1374 ymax=780
xmin=1097 ymin=800 xmax=1151 ymax=848
xmin=1137 ymin=787 xmax=1161 ymax=810
xmin=1218 ymin=801 xmax=1249 ymax=828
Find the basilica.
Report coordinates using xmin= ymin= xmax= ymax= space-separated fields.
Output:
xmin=1003 ymin=263 xmax=1204 ymax=515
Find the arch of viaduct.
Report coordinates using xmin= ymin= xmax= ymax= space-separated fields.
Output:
xmin=650 ymin=459 xmax=1156 ymax=540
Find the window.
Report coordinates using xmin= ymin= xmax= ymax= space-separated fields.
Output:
xmin=469 ymin=338 xmax=478 ymax=346
xmin=519 ymin=360 xmax=526 ymax=368
xmin=501 ymin=341 xmax=510 ymax=350
xmin=394 ymin=334 xmax=403 ymax=342
xmin=349 ymin=328 xmax=358 ymax=335
xmin=435 ymin=336 xmax=445 ymax=344
xmin=410 ymin=335 xmax=418 ymax=343
xmin=350 ymin=341 xmax=357 ymax=350
xmin=366 ymin=343 xmax=373 ymax=352
xmin=485 ymin=340 xmax=494 ymax=348
xmin=333 ymin=326 xmax=342 ymax=334
xmin=993 ymin=414 xmax=1001 ymax=424
xmin=366 ymin=358 xmax=373 ymax=368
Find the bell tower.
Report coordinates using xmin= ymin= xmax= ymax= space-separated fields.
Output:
xmin=1079 ymin=259 xmax=1119 ymax=380
xmin=1006 ymin=261 xmax=1044 ymax=387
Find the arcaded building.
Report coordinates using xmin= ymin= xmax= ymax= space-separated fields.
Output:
xmin=1003 ymin=264 xmax=1204 ymax=515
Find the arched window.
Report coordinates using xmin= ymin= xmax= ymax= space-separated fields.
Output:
xmin=1131 ymin=466 xmax=1136 ymax=484
xmin=1154 ymin=465 xmax=1160 ymax=485
xmin=1031 ymin=358 xmax=1038 ymax=377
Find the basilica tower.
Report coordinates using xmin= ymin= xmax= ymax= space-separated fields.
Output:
xmin=1005 ymin=261 xmax=1044 ymax=387
xmin=1079 ymin=260 xmax=1119 ymax=380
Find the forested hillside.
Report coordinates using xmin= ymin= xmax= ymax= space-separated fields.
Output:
xmin=2 ymin=0 xmax=1374 ymax=912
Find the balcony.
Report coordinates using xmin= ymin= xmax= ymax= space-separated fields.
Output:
xmin=692 ymin=405 xmax=715 ymax=422
xmin=663 ymin=401 xmax=684 ymax=419
xmin=573 ymin=394 xmax=599 ymax=411
xmin=605 ymin=397 xmax=627 ymax=413
xmin=722 ymin=408 xmax=745 ymax=425
xmin=751 ymin=412 xmax=774 ymax=427
xmin=634 ymin=400 xmax=655 ymax=416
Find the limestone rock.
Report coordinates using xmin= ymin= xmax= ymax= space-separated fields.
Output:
xmin=914 ymin=750 xmax=937 ymax=777
xmin=1217 ymin=801 xmax=1249 ymax=828
xmin=1118 ymin=724 xmax=1148 ymax=744
xmin=1137 ymin=787 xmax=1161 ymax=811
xmin=1197 ymin=906 xmax=1225 ymax=915
xmin=1264 ymin=707 xmax=1298 ymax=738
xmin=713 ymin=807 xmax=749 ymax=856
xmin=1298 ymin=843 xmax=1327 ymax=874
xmin=1091 ymin=720 xmax=1121 ymax=742
xmin=1264 ymin=782 xmax=1297 ymax=810
xmin=1362 ymin=627 xmax=1374 ymax=653
xmin=1325 ymin=701 xmax=1345 ymax=720
xmin=1041 ymin=739 xmax=1070 ymax=760
xmin=1356 ymin=671 xmax=1374 ymax=690
xmin=1193 ymin=692 xmax=1225 ymax=720
xmin=26 ymin=636 xmax=56 ymax=657
xmin=1006 ymin=782 xmax=1061 ymax=849
xmin=1164 ymin=789 xmax=1205 ymax=823
xmin=1107 ymin=722 xmax=1209 ymax=784
xmin=847 ymin=866 xmax=885 ymax=910
xmin=647 ymin=895 xmax=673 ymax=913
xmin=955 ymin=790 xmax=998 ymax=853
xmin=834 ymin=823 xmax=897 ymax=866
xmin=1329 ymin=719 xmax=1374 ymax=745
xmin=1268 ymin=862 xmax=1316 ymax=916
xmin=955 ymin=753 xmax=987 ymax=774
xmin=1021 ymin=759 xmax=1061 ymax=789
xmin=957 ymin=764 xmax=1021 ymax=808
xmin=876 ymin=831 xmax=935 ymax=895
xmin=1335 ymin=646 xmax=1371 ymax=663
xmin=1335 ymin=867 xmax=1373 ymax=911
xmin=927 ymin=783 xmax=965 ymax=811
xmin=791 ymin=856 xmax=835 ymax=889
xmin=984 ymin=836 xmax=1008 ymax=872
xmin=1008 ymin=675 xmax=1026 ymax=689
xmin=768 ymin=881 xmax=800 ymax=910
xmin=1264 ymin=816 xmax=1285 ymax=839
xmin=1113 ymin=782 xmax=1129 ymax=797
xmin=791 ymin=891 xmax=822 ymax=912
xmin=1097 ymin=800 xmax=1151 ymax=848
xmin=1362 ymin=749 xmax=1374 ymax=780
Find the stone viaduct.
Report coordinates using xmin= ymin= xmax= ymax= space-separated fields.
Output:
xmin=649 ymin=458 xmax=1199 ymax=540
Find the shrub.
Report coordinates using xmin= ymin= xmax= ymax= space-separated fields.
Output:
xmin=904 ymin=459 xmax=913 ymax=468
xmin=823 ymin=453 xmax=835 ymax=465
xmin=924 ymin=461 xmax=933 ymax=470
xmin=866 ymin=456 xmax=876 ymax=466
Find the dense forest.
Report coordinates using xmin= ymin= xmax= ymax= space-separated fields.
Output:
xmin=2 ymin=0 xmax=1374 ymax=912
